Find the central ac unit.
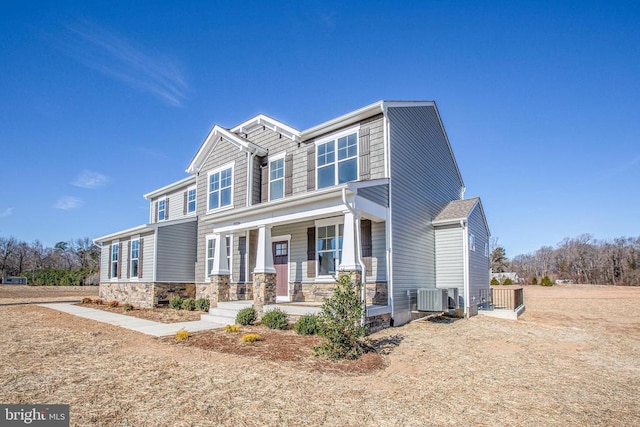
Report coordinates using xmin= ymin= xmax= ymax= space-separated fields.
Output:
xmin=417 ymin=289 xmax=448 ymax=311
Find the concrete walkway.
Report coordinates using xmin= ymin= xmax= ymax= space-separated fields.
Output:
xmin=38 ymin=303 xmax=225 ymax=337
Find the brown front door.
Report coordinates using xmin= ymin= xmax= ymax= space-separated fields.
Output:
xmin=273 ymin=241 xmax=289 ymax=299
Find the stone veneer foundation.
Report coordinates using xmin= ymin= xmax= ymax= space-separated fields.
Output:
xmin=253 ymin=272 xmax=276 ymax=314
xmin=99 ymin=282 xmax=195 ymax=309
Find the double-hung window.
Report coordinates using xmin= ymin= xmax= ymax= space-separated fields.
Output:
xmin=187 ymin=187 xmax=196 ymax=213
xmin=130 ymin=239 xmax=140 ymax=278
xmin=317 ymin=130 xmax=358 ymax=189
xmin=317 ymin=223 xmax=344 ymax=276
xmin=470 ymin=234 xmax=476 ymax=252
xmin=158 ymin=199 xmax=167 ymax=221
xmin=111 ymin=243 xmax=119 ymax=278
xmin=208 ymin=164 xmax=233 ymax=211
xmin=269 ymin=156 xmax=284 ymax=201
xmin=206 ymin=235 xmax=232 ymax=277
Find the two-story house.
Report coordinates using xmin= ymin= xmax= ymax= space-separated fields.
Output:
xmin=94 ymin=101 xmax=490 ymax=327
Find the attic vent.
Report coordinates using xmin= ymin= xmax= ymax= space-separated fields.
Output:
xmin=417 ymin=289 xmax=448 ymax=311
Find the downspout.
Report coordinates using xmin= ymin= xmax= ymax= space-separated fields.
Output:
xmin=461 ymin=219 xmax=470 ymax=318
xmin=342 ymin=188 xmax=367 ymax=327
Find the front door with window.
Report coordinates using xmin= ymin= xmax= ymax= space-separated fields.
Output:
xmin=272 ymin=241 xmax=289 ymax=300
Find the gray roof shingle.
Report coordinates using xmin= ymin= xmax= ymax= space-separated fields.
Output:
xmin=433 ymin=197 xmax=479 ymax=223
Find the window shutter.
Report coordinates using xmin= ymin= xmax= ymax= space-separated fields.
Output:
xmin=127 ymin=241 xmax=131 ymax=278
xmin=165 ymin=198 xmax=170 ymax=220
xmin=117 ymin=243 xmax=123 ymax=278
xmin=361 ymin=219 xmax=373 ymax=274
xmin=238 ymin=236 xmax=246 ymax=283
xmin=261 ymin=165 xmax=269 ymax=203
xmin=183 ymin=191 xmax=188 ymax=215
xmin=359 ymin=127 xmax=371 ymax=180
xmin=138 ymin=238 xmax=144 ymax=279
xmin=306 ymin=144 xmax=315 ymax=191
xmin=285 ymin=153 xmax=293 ymax=197
xmin=307 ymin=227 xmax=316 ymax=278
xmin=154 ymin=201 xmax=158 ymax=223
xmin=108 ymin=245 xmax=112 ymax=278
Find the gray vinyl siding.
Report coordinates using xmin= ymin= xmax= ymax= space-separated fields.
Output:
xmin=140 ymin=233 xmax=155 ymax=281
xmin=435 ymin=225 xmax=464 ymax=289
xmin=467 ymin=205 xmax=490 ymax=306
xmin=370 ymin=221 xmax=387 ymax=282
xmin=155 ymin=221 xmax=197 ymax=282
xmin=148 ymin=184 xmax=196 ymax=224
xmin=358 ymin=184 xmax=389 ymax=207
xmin=388 ymin=106 xmax=464 ymax=326
xmin=100 ymin=244 xmax=110 ymax=282
xmin=271 ymin=220 xmax=314 ymax=283
xmin=361 ymin=114 xmax=386 ymax=180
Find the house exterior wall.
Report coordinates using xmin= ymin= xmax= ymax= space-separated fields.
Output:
xmin=467 ymin=205 xmax=490 ymax=307
xmin=435 ymin=224 xmax=464 ymax=289
xmin=148 ymin=181 xmax=197 ymax=224
xmin=387 ymin=105 xmax=464 ymax=326
xmin=155 ymin=221 xmax=197 ymax=282
xmin=358 ymin=184 xmax=389 ymax=207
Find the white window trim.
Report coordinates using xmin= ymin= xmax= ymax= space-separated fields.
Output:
xmin=314 ymin=218 xmax=344 ymax=279
xmin=158 ymin=197 xmax=167 ymax=222
xmin=315 ymin=126 xmax=360 ymax=190
xmin=268 ymin=152 xmax=286 ymax=202
xmin=187 ymin=185 xmax=197 ymax=214
xmin=205 ymin=233 xmax=233 ymax=282
xmin=207 ymin=162 xmax=235 ymax=214
xmin=130 ymin=236 xmax=140 ymax=280
xmin=110 ymin=241 xmax=120 ymax=282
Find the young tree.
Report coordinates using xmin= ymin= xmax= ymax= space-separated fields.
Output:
xmin=490 ymin=246 xmax=509 ymax=273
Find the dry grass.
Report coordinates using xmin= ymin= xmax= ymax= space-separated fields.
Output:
xmin=1 ymin=285 xmax=639 ymax=426
xmin=0 ymin=285 xmax=98 ymax=304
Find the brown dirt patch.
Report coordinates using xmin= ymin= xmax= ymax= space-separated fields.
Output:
xmin=1 ymin=285 xmax=639 ymax=426
xmin=0 ymin=285 xmax=99 ymax=304
xmin=78 ymin=302 xmax=203 ymax=323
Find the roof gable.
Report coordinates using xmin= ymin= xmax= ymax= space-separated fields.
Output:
xmin=231 ymin=114 xmax=301 ymax=142
xmin=433 ymin=197 xmax=491 ymax=236
xmin=186 ymin=125 xmax=267 ymax=174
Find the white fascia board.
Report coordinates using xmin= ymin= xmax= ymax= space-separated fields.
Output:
xmin=155 ymin=216 xmax=198 ymax=228
xmin=143 ymin=176 xmax=196 ymax=200
xmin=186 ymin=125 xmax=268 ymax=174
xmin=301 ymin=101 xmax=384 ymax=141
xmin=231 ymin=114 xmax=301 ymax=142
xmin=94 ymin=224 xmax=154 ymax=244
xmin=432 ymin=218 xmax=466 ymax=227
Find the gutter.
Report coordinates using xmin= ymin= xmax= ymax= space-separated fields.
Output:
xmin=342 ymin=188 xmax=367 ymax=327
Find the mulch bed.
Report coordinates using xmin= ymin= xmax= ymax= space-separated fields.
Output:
xmin=78 ymin=302 xmax=203 ymax=323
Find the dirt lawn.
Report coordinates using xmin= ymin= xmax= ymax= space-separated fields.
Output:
xmin=1 ymin=285 xmax=639 ymax=426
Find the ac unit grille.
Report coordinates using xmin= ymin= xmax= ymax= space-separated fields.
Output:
xmin=417 ymin=289 xmax=448 ymax=311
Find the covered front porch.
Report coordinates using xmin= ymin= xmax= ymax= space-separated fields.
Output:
xmin=196 ymin=182 xmax=391 ymax=324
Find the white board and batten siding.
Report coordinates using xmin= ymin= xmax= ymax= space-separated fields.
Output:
xmin=156 ymin=221 xmax=197 ymax=282
xmin=387 ymin=106 xmax=464 ymax=326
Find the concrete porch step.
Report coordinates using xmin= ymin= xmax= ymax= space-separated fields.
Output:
xmin=201 ymin=300 xmax=253 ymax=324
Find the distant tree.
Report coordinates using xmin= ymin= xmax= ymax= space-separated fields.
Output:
xmin=490 ymin=246 xmax=509 ymax=273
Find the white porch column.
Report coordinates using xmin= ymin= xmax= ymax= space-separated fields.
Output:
xmin=211 ymin=233 xmax=230 ymax=275
xmin=254 ymin=225 xmax=276 ymax=274
xmin=339 ymin=211 xmax=361 ymax=271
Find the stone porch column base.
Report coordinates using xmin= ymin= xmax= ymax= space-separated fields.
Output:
xmin=253 ymin=272 xmax=276 ymax=314
xmin=338 ymin=270 xmax=362 ymax=287
xmin=210 ymin=274 xmax=230 ymax=308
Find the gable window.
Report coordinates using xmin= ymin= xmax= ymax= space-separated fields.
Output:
xmin=317 ymin=223 xmax=344 ymax=276
xmin=187 ymin=187 xmax=196 ymax=213
xmin=484 ymin=242 xmax=489 ymax=257
xmin=269 ymin=156 xmax=285 ymax=201
xmin=130 ymin=239 xmax=140 ymax=278
xmin=208 ymin=164 xmax=233 ymax=211
xmin=317 ymin=131 xmax=358 ymax=189
xmin=470 ymin=234 xmax=476 ymax=252
xmin=158 ymin=198 xmax=167 ymax=221
xmin=111 ymin=243 xmax=119 ymax=278
xmin=206 ymin=235 xmax=232 ymax=277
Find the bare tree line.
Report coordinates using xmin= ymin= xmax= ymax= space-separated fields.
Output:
xmin=509 ymin=234 xmax=640 ymax=286
xmin=0 ymin=236 xmax=99 ymax=277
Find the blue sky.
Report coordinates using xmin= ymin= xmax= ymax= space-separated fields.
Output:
xmin=0 ymin=0 xmax=638 ymax=258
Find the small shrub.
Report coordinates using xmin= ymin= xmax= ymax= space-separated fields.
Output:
xmin=106 ymin=300 xmax=119 ymax=308
xmin=225 ymin=324 xmax=241 ymax=333
xmin=92 ymin=298 xmax=104 ymax=305
xmin=81 ymin=297 xmax=93 ymax=304
xmin=242 ymin=333 xmax=262 ymax=343
xmin=490 ymin=277 xmax=500 ymax=286
xmin=169 ymin=296 xmax=183 ymax=310
xmin=294 ymin=314 xmax=320 ymax=335
xmin=315 ymin=275 xmax=368 ymax=360
xmin=122 ymin=303 xmax=134 ymax=312
xmin=503 ymin=278 xmax=513 ymax=286
xmin=531 ymin=277 xmax=538 ymax=286
xmin=175 ymin=330 xmax=189 ymax=341
xmin=236 ymin=306 xmax=257 ymax=326
xmin=195 ymin=298 xmax=210 ymax=312
xmin=261 ymin=308 xmax=289 ymax=330
xmin=541 ymin=275 xmax=554 ymax=287
xmin=181 ymin=297 xmax=196 ymax=311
